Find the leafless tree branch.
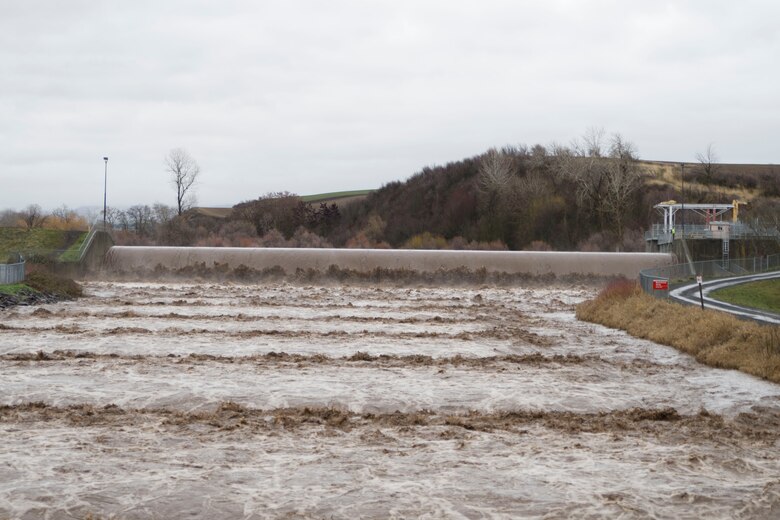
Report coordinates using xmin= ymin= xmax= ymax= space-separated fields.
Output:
xmin=165 ymin=148 xmax=200 ymax=215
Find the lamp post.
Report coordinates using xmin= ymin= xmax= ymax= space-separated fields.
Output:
xmin=103 ymin=156 xmax=108 ymax=230
xmin=680 ymin=162 xmax=685 ymax=238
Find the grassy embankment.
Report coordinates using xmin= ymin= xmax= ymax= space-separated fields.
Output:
xmin=57 ymin=232 xmax=89 ymax=262
xmin=711 ymin=279 xmax=780 ymax=314
xmin=0 ymin=227 xmax=87 ymax=262
xmin=577 ymin=279 xmax=780 ymax=384
xmin=1 ymin=228 xmax=86 ymax=301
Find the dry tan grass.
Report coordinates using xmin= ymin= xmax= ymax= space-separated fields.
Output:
xmin=639 ymin=161 xmax=761 ymax=201
xmin=577 ymin=280 xmax=780 ymax=384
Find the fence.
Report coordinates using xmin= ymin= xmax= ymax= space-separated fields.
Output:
xmin=0 ymin=260 xmax=25 ymax=285
xmin=639 ymin=253 xmax=780 ymax=298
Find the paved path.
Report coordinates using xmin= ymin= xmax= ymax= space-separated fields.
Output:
xmin=669 ymin=270 xmax=780 ymax=325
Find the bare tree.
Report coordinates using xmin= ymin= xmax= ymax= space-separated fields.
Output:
xmin=748 ymin=198 xmax=780 ymax=231
xmin=602 ymin=134 xmax=644 ymax=245
xmin=152 ymin=203 xmax=176 ymax=225
xmin=117 ymin=210 xmax=131 ymax=232
xmin=555 ymin=130 xmax=611 ymax=228
xmin=527 ymin=144 xmax=549 ymax=174
xmin=581 ymin=126 xmax=606 ymax=157
xmin=20 ymin=204 xmax=47 ymax=229
xmin=477 ymin=148 xmax=515 ymax=194
xmin=52 ymin=205 xmax=77 ymax=224
xmin=103 ymin=207 xmax=123 ymax=229
xmin=695 ymin=143 xmax=720 ymax=185
xmin=165 ymin=148 xmax=200 ymax=215
xmin=475 ymin=148 xmax=518 ymax=239
xmin=551 ymin=130 xmax=643 ymax=244
xmin=126 ymin=204 xmax=154 ymax=237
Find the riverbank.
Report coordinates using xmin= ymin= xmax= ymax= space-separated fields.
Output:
xmin=0 ymin=270 xmax=82 ymax=310
xmin=576 ymin=279 xmax=780 ymax=384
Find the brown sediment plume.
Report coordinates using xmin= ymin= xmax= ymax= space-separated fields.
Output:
xmin=106 ymin=327 xmax=154 ymax=335
xmin=2 ymin=401 xmax=777 ymax=442
xmin=10 ymin=308 xmax=487 ymax=325
xmin=0 ymin=350 xmax=670 ymax=372
xmin=0 ymin=324 xmax=556 ymax=345
xmin=97 ymin=259 xmax=621 ymax=288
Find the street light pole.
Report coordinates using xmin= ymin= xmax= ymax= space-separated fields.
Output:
xmin=103 ymin=156 xmax=108 ymax=230
xmin=681 ymin=162 xmax=685 ymax=238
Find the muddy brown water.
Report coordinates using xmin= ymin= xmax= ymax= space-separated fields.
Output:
xmin=1 ymin=281 xmax=780 ymax=519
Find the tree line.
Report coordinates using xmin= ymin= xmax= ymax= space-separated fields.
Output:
xmin=3 ymin=135 xmax=778 ymax=252
xmin=332 ymin=132 xmax=780 ymax=251
xmin=333 ymin=130 xmax=650 ymax=251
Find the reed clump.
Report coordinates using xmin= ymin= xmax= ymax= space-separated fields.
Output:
xmin=577 ymin=278 xmax=780 ymax=384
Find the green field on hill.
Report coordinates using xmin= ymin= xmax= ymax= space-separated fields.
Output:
xmin=711 ymin=278 xmax=780 ymax=314
xmin=302 ymin=190 xmax=374 ymax=203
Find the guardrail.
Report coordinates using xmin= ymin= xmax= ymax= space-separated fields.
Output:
xmin=640 ymin=254 xmax=780 ymax=298
xmin=0 ymin=260 xmax=25 ymax=285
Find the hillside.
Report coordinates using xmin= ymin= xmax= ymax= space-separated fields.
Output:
xmin=191 ymin=191 xmax=374 ymax=220
xmin=640 ymin=161 xmax=780 ymax=200
xmin=0 ymin=228 xmax=87 ymax=261
xmin=107 ymin=148 xmax=779 ymax=253
xmin=327 ymin=152 xmax=780 ymax=251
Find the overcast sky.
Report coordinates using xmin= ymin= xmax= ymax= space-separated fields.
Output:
xmin=1 ymin=0 xmax=778 ymax=211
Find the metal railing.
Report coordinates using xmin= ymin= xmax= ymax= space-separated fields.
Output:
xmin=0 ymin=260 xmax=25 ymax=285
xmin=645 ymin=222 xmax=780 ymax=242
xmin=73 ymin=221 xmax=106 ymax=262
xmin=640 ymin=254 xmax=780 ymax=298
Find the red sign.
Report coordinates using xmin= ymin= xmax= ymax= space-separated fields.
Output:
xmin=652 ymin=280 xmax=669 ymax=290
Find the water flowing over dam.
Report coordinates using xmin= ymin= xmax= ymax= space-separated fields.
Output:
xmin=103 ymin=246 xmax=674 ymax=278
xmin=3 ymin=281 xmax=779 ymax=518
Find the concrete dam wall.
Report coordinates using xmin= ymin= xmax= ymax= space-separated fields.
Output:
xmin=104 ymin=247 xmax=674 ymax=279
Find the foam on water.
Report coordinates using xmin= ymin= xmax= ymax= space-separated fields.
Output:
xmin=1 ymin=281 xmax=779 ymax=518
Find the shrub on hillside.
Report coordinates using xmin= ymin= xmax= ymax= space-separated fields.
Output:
xmin=344 ymin=231 xmax=390 ymax=249
xmin=577 ymin=232 xmax=615 ymax=252
xmin=258 ymin=229 xmax=288 ymax=247
xmin=289 ymin=227 xmax=332 ymax=248
xmin=402 ymin=232 xmax=449 ymax=250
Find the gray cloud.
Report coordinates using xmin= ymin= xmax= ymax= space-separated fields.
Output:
xmin=1 ymin=0 xmax=778 ymax=210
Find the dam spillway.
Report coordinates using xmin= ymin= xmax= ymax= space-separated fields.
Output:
xmin=103 ymin=246 xmax=674 ymax=279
